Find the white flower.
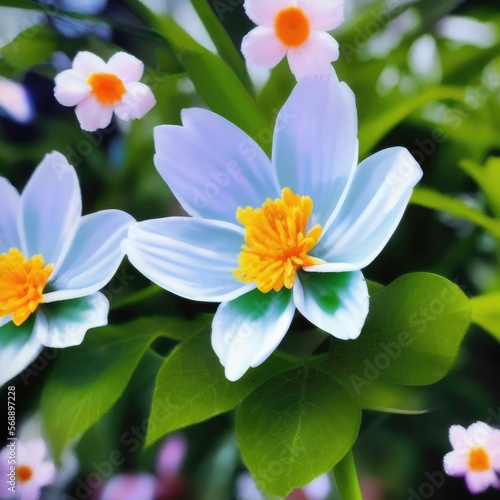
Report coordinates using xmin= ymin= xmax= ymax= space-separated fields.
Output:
xmin=241 ymin=0 xmax=344 ymax=80
xmin=0 ymin=439 xmax=56 ymax=500
xmin=54 ymin=51 xmax=156 ymax=132
xmin=0 ymin=152 xmax=135 ymax=386
xmin=124 ymin=69 xmax=422 ymax=381
xmin=443 ymin=422 xmax=500 ymax=494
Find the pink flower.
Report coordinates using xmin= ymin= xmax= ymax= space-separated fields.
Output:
xmin=241 ymin=0 xmax=344 ymax=80
xmin=54 ymin=51 xmax=156 ymax=131
xmin=443 ymin=422 xmax=500 ymax=494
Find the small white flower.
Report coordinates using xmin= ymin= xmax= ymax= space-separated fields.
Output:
xmin=443 ymin=422 xmax=500 ymax=494
xmin=241 ymin=0 xmax=344 ymax=80
xmin=54 ymin=51 xmax=156 ymax=132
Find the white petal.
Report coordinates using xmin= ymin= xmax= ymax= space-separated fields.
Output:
xmin=298 ymin=0 xmax=344 ymax=31
xmin=294 ymin=271 xmax=368 ymax=340
xmin=0 ymin=177 xmax=21 ymax=252
xmin=244 ymin=0 xmax=295 ymax=26
xmin=272 ymin=67 xmax=357 ymax=228
xmin=154 ymin=108 xmax=279 ymax=224
xmin=212 ymin=289 xmax=295 ymax=381
xmin=449 ymin=424 xmax=469 ymax=450
xmin=241 ymin=27 xmax=288 ymax=69
xmin=465 ymin=470 xmax=497 ymax=494
xmin=124 ymin=218 xmax=254 ymax=302
xmin=75 ymin=96 xmax=114 ymax=132
xmin=54 ymin=69 xmax=90 ymax=107
xmin=0 ymin=319 xmax=43 ymax=387
xmin=312 ymin=147 xmax=422 ymax=272
xmin=287 ymin=31 xmax=339 ymax=80
xmin=34 ymin=292 xmax=109 ymax=348
xmin=487 ymin=430 xmax=500 ymax=470
xmin=114 ymin=82 xmax=156 ymax=121
xmin=443 ymin=450 xmax=468 ymax=477
xmin=72 ymin=51 xmax=107 ymax=77
xmin=20 ymin=152 xmax=82 ymax=268
xmin=45 ymin=210 xmax=134 ymax=302
xmin=106 ymin=52 xmax=144 ymax=82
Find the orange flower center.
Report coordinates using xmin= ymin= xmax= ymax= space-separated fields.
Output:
xmin=274 ymin=7 xmax=310 ymax=48
xmin=0 ymin=248 xmax=54 ymax=326
xmin=233 ymin=188 xmax=323 ymax=293
xmin=86 ymin=72 xmax=126 ymax=106
xmin=468 ymin=447 xmax=490 ymax=472
xmin=16 ymin=465 xmax=33 ymax=483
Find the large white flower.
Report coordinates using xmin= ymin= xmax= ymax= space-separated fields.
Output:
xmin=124 ymin=70 xmax=422 ymax=381
xmin=0 ymin=152 xmax=134 ymax=386
xmin=54 ymin=51 xmax=156 ymax=132
xmin=444 ymin=422 xmax=500 ymax=494
xmin=241 ymin=0 xmax=345 ymax=79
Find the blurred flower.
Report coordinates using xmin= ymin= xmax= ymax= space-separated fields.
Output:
xmin=443 ymin=421 xmax=500 ymax=494
xmin=101 ymin=473 xmax=158 ymax=500
xmin=0 ymin=439 xmax=56 ymax=500
xmin=241 ymin=0 xmax=345 ymax=80
xmin=124 ymin=69 xmax=422 ymax=381
xmin=54 ymin=51 xmax=156 ymax=132
xmin=0 ymin=152 xmax=134 ymax=386
xmin=0 ymin=78 xmax=33 ymax=124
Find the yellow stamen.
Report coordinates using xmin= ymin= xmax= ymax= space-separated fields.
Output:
xmin=233 ymin=188 xmax=322 ymax=293
xmin=86 ymin=73 xmax=126 ymax=106
xmin=468 ymin=447 xmax=490 ymax=472
xmin=274 ymin=7 xmax=310 ymax=48
xmin=16 ymin=465 xmax=33 ymax=483
xmin=0 ymin=248 xmax=54 ymax=326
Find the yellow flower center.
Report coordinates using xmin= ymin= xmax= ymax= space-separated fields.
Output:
xmin=233 ymin=188 xmax=322 ymax=293
xmin=16 ymin=465 xmax=33 ymax=484
xmin=86 ymin=72 xmax=126 ymax=106
xmin=274 ymin=7 xmax=311 ymax=48
xmin=0 ymin=248 xmax=54 ymax=326
xmin=468 ymin=447 xmax=490 ymax=472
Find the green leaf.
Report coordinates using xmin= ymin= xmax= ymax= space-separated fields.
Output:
xmin=321 ymin=273 xmax=471 ymax=387
xmin=411 ymin=187 xmax=500 ymax=238
xmin=146 ymin=328 xmax=294 ymax=447
xmin=471 ymin=293 xmax=500 ymax=342
xmin=41 ymin=316 xmax=209 ymax=459
xmin=236 ymin=367 xmax=361 ymax=497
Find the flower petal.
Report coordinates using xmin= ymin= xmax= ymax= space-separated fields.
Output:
xmin=54 ymin=69 xmax=90 ymax=107
xmin=72 ymin=50 xmax=107 ymax=76
xmin=467 ymin=421 xmax=494 ymax=446
xmin=114 ymin=82 xmax=156 ymax=121
xmin=293 ymin=271 xmax=368 ymax=339
xmin=273 ymin=68 xmax=357 ymax=228
xmin=154 ymin=108 xmax=279 ymax=224
xmin=465 ymin=470 xmax=497 ymax=494
xmin=287 ymin=31 xmax=339 ymax=80
xmin=488 ymin=430 xmax=500 ymax=470
xmin=45 ymin=210 xmax=134 ymax=302
xmin=212 ymin=289 xmax=295 ymax=381
xmin=312 ymin=147 xmax=422 ymax=272
xmin=106 ymin=52 xmax=144 ymax=82
xmin=0 ymin=318 xmax=43 ymax=387
xmin=241 ymin=27 xmax=288 ymax=69
xmin=449 ymin=425 xmax=469 ymax=450
xmin=244 ymin=0 xmax=295 ymax=26
xmin=101 ymin=473 xmax=158 ymax=500
xmin=298 ymin=0 xmax=344 ymax=31
xmin=0 ymin=177 xmax=21 ymax=252
xmin=75 ymin=96 xmax=114 ymax=132
xmin=124 ymin=217 xmax=254 ymax=302
xmin=443 ymin=450 xmax=468 ymax=477
xmin=34 ymin=292 xmax=109 ymax=348
xmin=20 ymin=152 xmax=82 ymax=268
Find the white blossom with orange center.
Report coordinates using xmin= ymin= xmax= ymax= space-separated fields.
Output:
xmin=54 ymin=51 xmax=156 ymax=132
xmin=124 ymin=69 xmax=422 ymax=381
xmin=241 ymin=0 xmax=344 ymax=79
xmin=444 ymin=422 xmax=500 ymax=494
xmin=0 ymin=152 xmax=134 ymax=386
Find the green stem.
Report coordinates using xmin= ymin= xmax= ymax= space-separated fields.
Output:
xmin=333 ymin=449 xmax=363 ymax=500
xmin=111 ymin=284 xmax=163 ymax=310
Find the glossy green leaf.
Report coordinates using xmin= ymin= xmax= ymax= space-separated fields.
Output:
xmin=471 ymin=293 xmax=500 ymax=342
xmin=236 ymin=367 xmax=361 ymax=497
xmin=322 ymin=273 xmax=471 ymax=387
xmin=146 ymin=329 xmax=294 ymax=447
xmin=41 ymin=316 xmax=209 ymax=459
